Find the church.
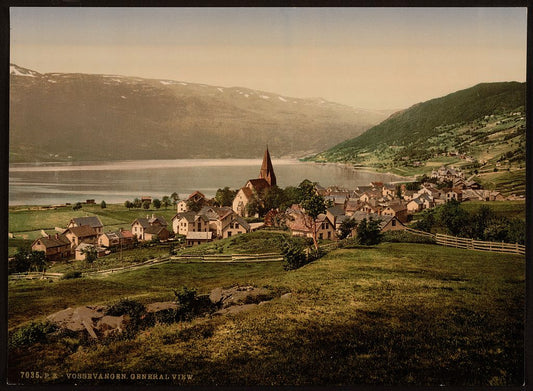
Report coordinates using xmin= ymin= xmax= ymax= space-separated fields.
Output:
xmin=232 ymin=147 xmax=277 ymax=217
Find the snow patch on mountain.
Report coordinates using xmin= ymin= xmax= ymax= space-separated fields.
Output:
xmin=278 ymin=96 xmax=287 ymax=102
xmin=10 ymin=65 xmax=37 ymax=77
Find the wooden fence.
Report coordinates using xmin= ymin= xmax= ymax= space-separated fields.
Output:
xmin=9 ymin=272 xmax=63 ymax=280
xmin=436 ymin=233 xmax=525 ymax=255
xmin=405 ymin=227 xmax=437 ymax=239
xmin=171 ymin=252 xmax=283 ymax=262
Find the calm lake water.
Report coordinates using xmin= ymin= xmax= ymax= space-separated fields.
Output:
xmin=9 ymin=159 xmax=407 ymax=206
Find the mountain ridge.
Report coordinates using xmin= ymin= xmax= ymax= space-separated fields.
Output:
xmin=313 ymin=81 xmax=526 ymax=163
xmin=9 ymin=64 xmax=391 ymax=162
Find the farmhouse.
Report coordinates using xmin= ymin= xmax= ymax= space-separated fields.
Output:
xmin=131 ymin=215 xmax=168 ymax=241
xmin=67 ymin=216 xmax=104 ymax=234
xmin=31 ymin=233 xmax=72 ymax=261
xmin=186 ymin=231 xmax=213 ymax=246
xmin=63 ymin=226 xmax=99 ymax=249
xmin=349 ymin=211 xmax=406 ymax=232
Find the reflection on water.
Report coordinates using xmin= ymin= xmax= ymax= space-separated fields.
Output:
xmin=9 ymin=159 xmax=408 ymax=206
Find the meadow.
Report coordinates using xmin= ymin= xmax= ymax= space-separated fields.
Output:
xmin=8 ymin=242 xmax=524 ymax=386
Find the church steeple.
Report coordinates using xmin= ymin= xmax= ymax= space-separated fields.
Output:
xmin=259 ymin=146 xmax=276 ymax=187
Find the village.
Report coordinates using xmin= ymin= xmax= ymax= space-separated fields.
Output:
xmin=26 ymin=148 xmax=512 ymax=264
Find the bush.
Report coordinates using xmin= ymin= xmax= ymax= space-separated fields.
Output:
xmin=173 ymin=287 xmax=217 ymax=321
xmin=281 ymin=238 xmax=308 ymax=270
xmin=106 ymin=298 xmax=146 ymax=318
xmin=356 ymin=218 xmax=383 ymax=245
xmin=62 ymin=271 xmax=83 ymax=280
xmin=106 ymin=298 xmax=147 ymax=339
xmin=10 ymin=321 xmax=57 ymax=348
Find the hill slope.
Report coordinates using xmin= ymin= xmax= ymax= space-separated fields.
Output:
xmin=9 ymin=64 xmax=389 ymax=162
xmin=313 ymin=82 xmax=525 ymax=165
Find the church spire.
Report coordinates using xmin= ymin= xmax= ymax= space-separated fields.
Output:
xmin=259 ymin=146 xmax=276 ymax=187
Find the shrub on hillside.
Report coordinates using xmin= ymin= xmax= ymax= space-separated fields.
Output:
xmin=10 ymin=321 xmax=57 ymax=348
xmin=282 ymin=238 xmax=309 ymax=270
xmin=173 ymin=287 xmax=217 ymax=321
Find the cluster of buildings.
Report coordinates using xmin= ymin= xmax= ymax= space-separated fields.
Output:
xmin=30 ymin=151 xmax=508 ymax=262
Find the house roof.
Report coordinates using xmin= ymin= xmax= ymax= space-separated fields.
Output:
xmin=231 ymin=215 xmax=251 ymax=230
xmin=144 ymin=226 xmax=168 ymax=235
xmin=246 ymin=178 xmax=270 ymax=192
xmin=238 ymin=186 xmax=254 ymax=199
xmin=186 ymin=231 xmax=212 ymax=240
xmin=33 ymin=234 xmax=70 ymax=249
xmin=70 ymin=216 xmax=103 ymax=228
xmin=102 ymin=232 xmax=121 ymax=241
xmin=187 ymin=191 xmax=205 ymax=200
xmin=199 ymin=206 xmax=234 ymax=221
xmin=345 ymin=200 xmax=360 ymax=211
xmin=385 ymin=203 xmax=407 ymax=212
xmin=349 ymin=211 xmax=399 ymax=230
xmin=133 ymin=215 xmax=167 ymax=228
xmin=119 ymin=230 xmax=134 ymax=239
xmin=327 ymin=205 xmax=345 ymax=217
xmin=64 ymin=225 xmax=97 ymax=238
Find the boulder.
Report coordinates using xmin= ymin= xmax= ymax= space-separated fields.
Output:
xmin=96 ymin=315 xmax=126 ymax=337
xmin=145 ymin=302 xmax=178 ymax=313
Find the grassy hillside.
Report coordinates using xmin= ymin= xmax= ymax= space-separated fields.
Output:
xmin=311 ymin=82 xmax=526 ymax=195
xmin=8 ymin=243 xmax=524 ymax=386
xmin=315 ymin=82 xmax=525 ymax=161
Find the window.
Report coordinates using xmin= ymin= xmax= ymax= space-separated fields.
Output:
xmin=319 ymin=233 xmax=323 ymax=240
xmin=392 ymin=220 xmax=396 ymax=226
xmin=235 ymin=223 xmax=239 ymax=229
xmin=227 ymin=231 xmax=232 ymax=237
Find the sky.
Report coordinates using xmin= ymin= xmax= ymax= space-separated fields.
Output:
xmin=10 ymin=7 xmax=527 ymax=110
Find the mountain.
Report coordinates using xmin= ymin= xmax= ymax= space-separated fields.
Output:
xmin=313 ymin=82 xmax=526 ymax=165
xmin=9 ymin=64 xmax=388 ymax=162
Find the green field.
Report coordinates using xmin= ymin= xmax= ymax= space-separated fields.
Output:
xmin=460 ymin=200 xmax=526 ymax=220
xmin=8 ymin=242 xmax=524 ymax=386
xmin=8 ymin=203 xmax=179 ymax=234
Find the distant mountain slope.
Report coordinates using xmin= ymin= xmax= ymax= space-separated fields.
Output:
xmin=9 ymin=64 xmax=388 ymax=162
xmin=314 ymin=82 xmax=525 ymax=163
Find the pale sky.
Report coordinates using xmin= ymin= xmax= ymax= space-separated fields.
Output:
xmin=10 ymin=7 xmax=527 ymax=110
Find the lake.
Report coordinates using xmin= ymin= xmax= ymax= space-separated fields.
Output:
xmin=9 ymin=159 xmax=408 ymax=206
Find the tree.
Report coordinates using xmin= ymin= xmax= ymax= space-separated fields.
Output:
xmin=300 ymin=190 xmax=327 ymax=251
xmin=281 ymin=238 xmax=308 ymax=270
xmin=142 ymin=200 xmax=151 ymax=210
xmin=356 ymin=218 xmax=383 ymax=245
xmin=436 ymin=199 xmax=470 ymax=236
xmin=170 ymin=192 xmax=180 ymax=206
xmin=215 ymin=187 xmax=237 ymax=207
xmin=162 ymin=196 xmax=171 ymax=209
xmin=133 ymin=198 xmax=142 ymax=208
xmin=124 ymin=200 xmax=133 ymax=209
xmin=153 ymin=198 xmax=161 ymax=209
xmin=413 ymin=209 xmax=436 ymax=233
xmin=82 ymin=247 xmax=98 ymax=264
xmin=282 ymin=186 xmax=301 ymax=210
xmin=263 ymin=186 xmax=287 ymax=212
xmin=72 ymin=202 xmax=82 ymax=211
xmin=186 ymin=198 xmax=203 ymax=213
xmin=338 ymin=218 xmax=357 ymax=240
xmin=100 ymin=200 xmax=107 ymax=209
xmin=8 ymin=249 xmax=47 ymax=274
xmin=395 ymin=184 xmax=403 ymax=200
